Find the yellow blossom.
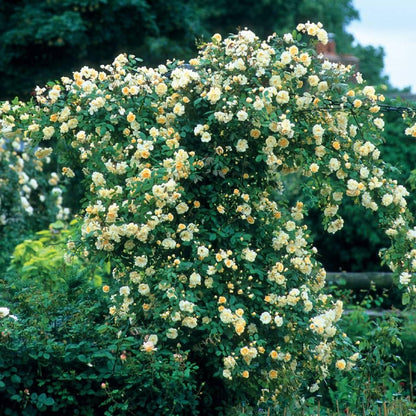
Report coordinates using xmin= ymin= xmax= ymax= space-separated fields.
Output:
xmin=218 ymin=296 xmax=227 ymax=304
xmin=336 ymin=359 xmax=346 ymax=370
xmin=126 ymin=112 xmax=136 ymax=123
xmin=353 ymin=99 xmax=362 ymax=108
xmin=269 ymin=370 xmax=278 ymax=379
xmin=270 ymin=350 xmax=279 ymax=360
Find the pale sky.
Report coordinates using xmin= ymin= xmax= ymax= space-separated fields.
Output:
xmin=348 ymin=0 xmax=416 ymax=92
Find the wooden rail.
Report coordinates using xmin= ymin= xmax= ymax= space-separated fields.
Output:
xmin=326 ymin=272 xmax=415 ymax=317
xmin=326 ymin=272 xmax=393 ymax=289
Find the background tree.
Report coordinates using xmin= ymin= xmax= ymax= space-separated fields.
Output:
xmin=0 ymin=0 xmax=387 ymax=100
xmin=0 ymin=0 xmax=201 ymax=100
xmin=195 ymin=0 xmax=357 ymax=47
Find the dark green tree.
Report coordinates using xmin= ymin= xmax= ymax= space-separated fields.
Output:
xmin=0 ymin=0 xmax=201 ymax=100
xmin=1 ymin=0 xmax=388 ymax=100
xmin=354 ymin=44 xmax=387 ymax=86
xmin=194 ymin=0 xmax=358 ymax=49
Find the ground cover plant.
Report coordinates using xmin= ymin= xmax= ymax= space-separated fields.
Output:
xmin=1 ymin=22 xmax=416 ymax=414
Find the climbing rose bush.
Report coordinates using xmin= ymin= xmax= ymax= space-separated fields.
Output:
xmin=0 ymin=106 xmax=69 ymax=271
xmin=0 ymin=104 xmax=68 ymax=222
xmin=2 ymin=21 xmax=416 ymax=410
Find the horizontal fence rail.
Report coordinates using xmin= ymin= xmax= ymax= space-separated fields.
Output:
xmin=326 ymin=272 xmax=409 ymax=317
xmin=326 ymin=272 xmax=393 ymax=289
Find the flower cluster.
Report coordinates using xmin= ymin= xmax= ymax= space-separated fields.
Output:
xmin=0 ymin=307 xmax=17 ymax=320
xmin=2 ymin=23 xmax=416 ymax=407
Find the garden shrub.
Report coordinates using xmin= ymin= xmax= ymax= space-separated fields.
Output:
xmin=319 ymin=284 xmax=416 ymax=414
xmin=311 ymin=100 xmax=416 ymax=273
xmin=6 ymin=220 xmax=104 ymax=291
xmin=2 ymin=22 xmax=416 ymax=413
xmin=0 ymin=229 xmax=199 ymax=415
xmin=329 ymin=310 xmax=405 ymax=411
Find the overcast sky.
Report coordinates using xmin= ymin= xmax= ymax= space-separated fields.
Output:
xmin=348 ymin=0 xmax=416 ymax=92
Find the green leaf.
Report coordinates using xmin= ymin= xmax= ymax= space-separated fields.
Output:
xmin=11 ymin=394 xmax=22 ymax=402
xmin=44 ymin=397 xmax=55 ymax=406
xmin=10 ymin=374 xmax=21 ymax=384
xmin=208 ymin=233 xmax=217 ymax=241
xmin=402 ymin=292 xmax=410 ymax=305
xmin=50 ymin=220 xmax=65 ymax=230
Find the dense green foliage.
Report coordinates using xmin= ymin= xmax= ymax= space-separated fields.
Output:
xmin=0 ymin=226 xmax=199 ymax=415
xmin=1 ymin=3 xmax=416 ymax=414
xmin=6 ymin=220 xmax=105 ymax=289
xmin=312 ymin=99 xmax=416 ymax=272
xmin=3 ymin=19 xmax=416 ymax=411
xmin=0 ymin=0 xmax=401 ymax=274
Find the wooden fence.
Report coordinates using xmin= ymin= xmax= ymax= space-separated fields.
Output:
xmin=326 ymin=272 xmax=410 ymax=317
xmin=326 ymin=272 xmax=393 ymax=289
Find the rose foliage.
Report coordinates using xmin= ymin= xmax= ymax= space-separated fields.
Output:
xmin=2 ymin=22 xmax=416 ymax=411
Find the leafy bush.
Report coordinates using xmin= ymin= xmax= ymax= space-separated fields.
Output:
xmin=0 ymin=226 xmax=199 ymax=415
xmin=310 ymin=98 xmax=416 ymax=273
xmin=329 ymin=311 xmax=403 ymax=408
xmin=314 ymin=284 xmax=416 ymax=414
xmin=6 ymin=220 xmax=104 ymax=291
